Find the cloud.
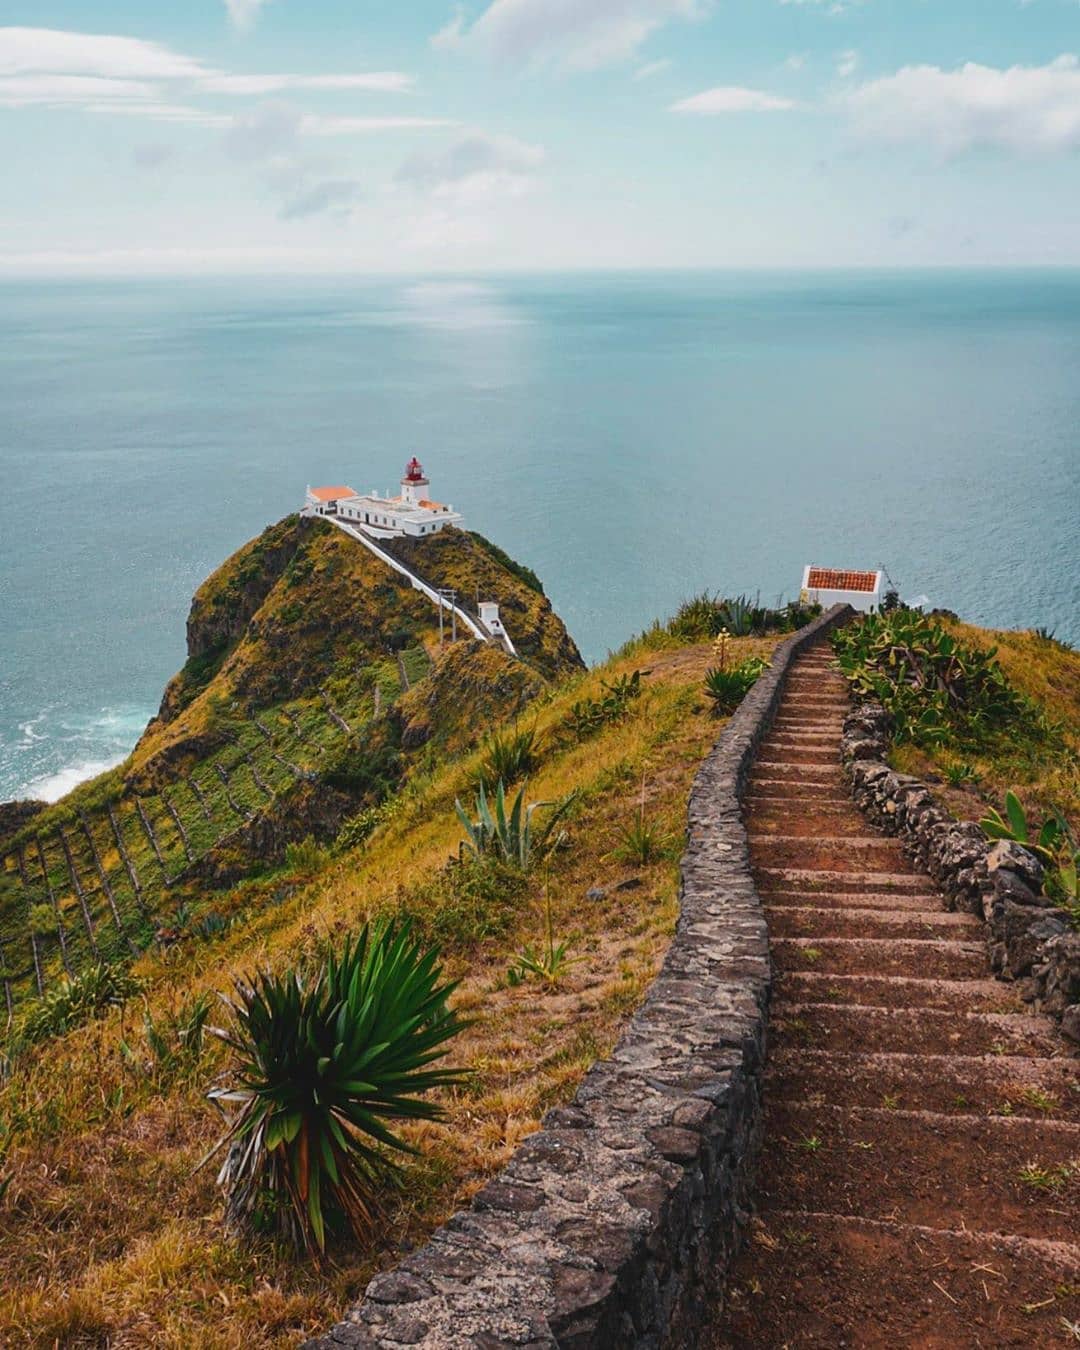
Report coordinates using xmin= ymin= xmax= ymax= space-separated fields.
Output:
xmin=671 ymin=85 xmax=797 ymax=113
xmin=438 ymin=0 xmax=704 ymax=71
xmin=431 ymin=7 xmax=468 ymax=50
xmin=0 ymin=27 xmax=206 ymax=79
xmin=836 ymin=49 xmax=858 ymax=78
xmin=225 ymin=0 xmax=272 ymax=32
xmin=844 ymin=54 xmax=1080 ymax=155
xmin=0 ymin=74 xmax=156 ymax=105
xmin=301 ymin=114 xmax=457 ymax=136
xmin=278 ymin=177 xmax=364 ymax=220
xmin=634 ymin=59 xmax=672 ymax=80
xmin=225 ymin=100 xmax=302 ymax=157
xmin=202 ymin=72 xmax=415 ymax=95
xmin=397 ymin=131 xmax=545 ymax=198
xmin=0 ymin=27 xmax=415 ymax=125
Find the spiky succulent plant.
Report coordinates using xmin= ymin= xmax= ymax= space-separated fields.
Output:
xmin=204 ymin=922 xmax=467 ymax=1253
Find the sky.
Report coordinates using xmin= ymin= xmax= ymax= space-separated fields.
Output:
xmin=2 ymin=1 xmax=1080 ymax=273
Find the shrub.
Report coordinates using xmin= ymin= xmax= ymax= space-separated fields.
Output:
xmin=284 ymin=836 xmax=329 ymax=875
xmin=832 ymin=611 xmax=1028 ymax=748
xmin=942 ymin=760 xmax=980 ymax=787
xmin=668 ymin=593 xmax=721 ymax=641
xmin=204 ymin=923 xmax=468 ymax=1253
xmin=455 ymin=780 xmax=577 ymax=872
xmin=610 ymin=817 xmax=677 ymax=865
xmin=703 ymin=658 xmax=767 ymax=715
xmin=27 ymin=903 xmax=55 ymax=938
xmin=393 ymin=855 xmax=528 ymax=951
xmin=565 ymin=670 xmax=642 ymax=738
xmin=468 ymin=532 xmax=544 ymax=595
xmin=478 ymin=725 xmax=540 ymax=788
xmin=144 ymin=992 xmax=212 ymax=1075
xmin=507 ymin=890 xmax=581 ymax=990
xmin=23 ymin=964 xmax=145 ymax=1042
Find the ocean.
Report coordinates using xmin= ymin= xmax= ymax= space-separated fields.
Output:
xmin=1 ymin=270 xmax=1078 ymax=803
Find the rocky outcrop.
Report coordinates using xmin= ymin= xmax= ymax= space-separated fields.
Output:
xmin=304 ymin=605 xmax=853 ymax=1350
xmin=841 ymin=702 xmax=1080 ymax=1043
xmin=0 ymin=799 xmax=46 ymax=845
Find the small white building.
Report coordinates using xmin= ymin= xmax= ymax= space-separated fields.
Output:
xmin=800 ymin=566 xmax=885 ymax=614
xmin=478 ymin=601 xmax=507 ymax=639
xmin=303 ymin=458 xmax=464 ymax=538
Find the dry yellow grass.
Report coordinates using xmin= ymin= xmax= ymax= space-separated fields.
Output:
xmin=0 ymin=634 xmax=775 ymax=1348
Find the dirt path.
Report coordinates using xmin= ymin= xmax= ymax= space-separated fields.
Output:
xmin=710 ymin=641 xmax=1080 ymax=1348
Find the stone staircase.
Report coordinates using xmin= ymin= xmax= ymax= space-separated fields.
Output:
xmin=711 ymin=642 xmax=1080 ymax=1347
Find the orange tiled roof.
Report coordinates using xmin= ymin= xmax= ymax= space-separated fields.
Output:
xmin=418 ymin=499 xmax=446 ymax=510
xmin=807 ymin=567 xmax=879 ymax=593
xmin=310 ymin=485 xmax=356 ymax=502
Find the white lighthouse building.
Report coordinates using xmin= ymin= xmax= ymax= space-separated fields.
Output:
xmin=303 ymin=457 xmax=464 ymax=539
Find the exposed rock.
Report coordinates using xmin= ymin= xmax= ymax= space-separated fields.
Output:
xmin=841 ymin=704 xmax=1080 ymax=1035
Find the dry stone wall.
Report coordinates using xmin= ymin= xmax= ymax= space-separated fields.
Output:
xmin=841 ymin=702 xmax=1080 ymax=1043
xmin=303 ymin=604 xmax=853 ymax=1350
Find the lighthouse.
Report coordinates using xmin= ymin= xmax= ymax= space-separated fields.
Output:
xmin=401 ymin=456 xmax=430 ymax=507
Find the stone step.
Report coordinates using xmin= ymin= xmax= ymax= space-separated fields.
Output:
xmin=751 ymin=836 xmax=906 ymax=873
xmin=764 ymin=904 xmax=980 ymax=941
xmin=763 ymin=728 xmax=838 ymax=742
xmin=747 ymin=761 xmax=844 ymax=781
xmin=757 ymin=1102 xmax=1080 ymax=1242
xmin=769 ymin=721 xmax=844 ymax=735
xmin=772 ymin=971 xmax=1022 ymax=1014
xmin=766 ymin=1048 xmax=1080 ymax=1122
xmin=771 ymin=936 xmax=988 ymax=980
xmin=778 ymin=697 xmax=852 ymax=711
xmin=746 ymin=793 xmax=854 ymax=810
xmin=757 ymin=741 xmax=839 ymax=764
xmin=762 ymin=889 xmax=945 ymax=911
xmin=771 ymin=1002 xmax=1060 ymax=1058
xmin=756 ymin=868 xmax=927 ymax=894
xmin=752 ymin=814 xmax=893 ymax=839
xmin=715 ymin=1211 xmax=1080 ymax=1349
xmin=745 ymin=777 xmax=847 ymax=793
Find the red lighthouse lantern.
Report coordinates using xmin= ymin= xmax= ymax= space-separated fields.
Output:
xmin=404 ymin=457 xmax=426 ymax=483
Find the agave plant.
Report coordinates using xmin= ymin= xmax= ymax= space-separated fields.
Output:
xmin=23 ymin=963 xmax=145 ymax=1042
xmin=455 ymin=780 xmax=577 ymax=872
xmin=703 ymin=658 xmax=767 ymax=715
xmin=478 ymin=725 xmax=540 ymax=788
xmin=203 ymin=923 xmax=467 ymax=1253
xmin=980 ymin=791 xmax=1061 ymax=866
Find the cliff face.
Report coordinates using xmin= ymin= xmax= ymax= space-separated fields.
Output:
xmin=387 ymin=529 xmax=583 ymax=681
xmin=132 ymin=518 xmax=580 ymax=788
xmin=0 ymin=515 xmax=585 ymax=1021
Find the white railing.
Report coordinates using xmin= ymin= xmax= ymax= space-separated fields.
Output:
xmin=326 ymin=516 xmax=495 ymax=645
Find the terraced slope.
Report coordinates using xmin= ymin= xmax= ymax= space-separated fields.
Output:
xmin=0 ymin=681 xmax=378 ymax=1015
xmin=712 ymin=642 xmax=1080 ymax=1348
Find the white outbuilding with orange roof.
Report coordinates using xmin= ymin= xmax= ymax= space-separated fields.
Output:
xmin=800 ymin=565 xmax=885 ymax=613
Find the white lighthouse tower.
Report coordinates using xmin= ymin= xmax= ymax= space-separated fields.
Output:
xmin=401 ymin=456 xmax=430 ymax=507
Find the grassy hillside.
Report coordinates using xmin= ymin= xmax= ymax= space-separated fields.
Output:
xmin=0 ymin=519 xmax=583 ymax=1030
xmin=0 ymin=610 xmax=779 ymax=1347
xmin=886 ymin=622 xmax=1080 ymax=831
xmin=833 ymin=612 xmax=1080 ymax=919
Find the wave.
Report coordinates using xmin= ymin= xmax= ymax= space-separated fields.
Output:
xmin=2 ymin=704 xmax=152 ymax=804
xmin=22 ymin=755 xmax=129 ymax=804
